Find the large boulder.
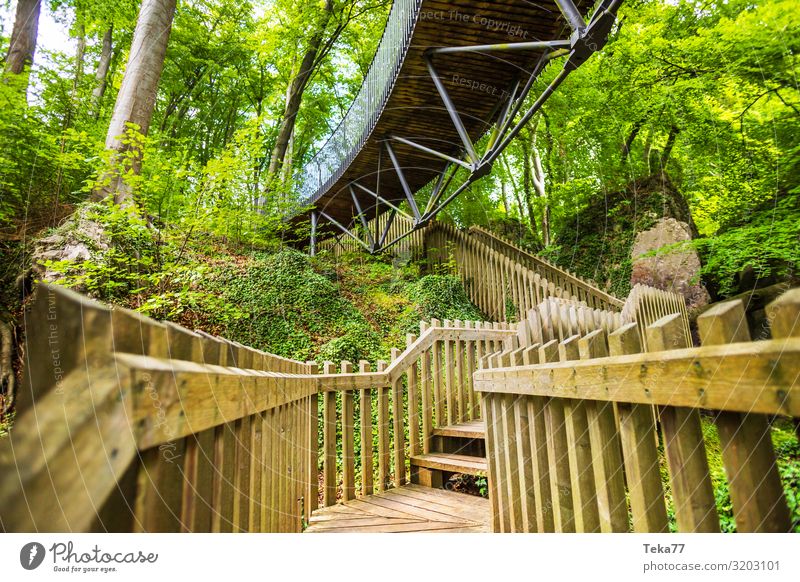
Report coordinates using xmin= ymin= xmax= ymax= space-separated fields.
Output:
xmin=30 ymin=205 xmax=109 ymax=286
xmin=631 ymin=217 xmax=710 ymax=311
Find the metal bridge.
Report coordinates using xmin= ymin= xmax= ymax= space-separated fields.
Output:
xmin=290 ymin=0 xmax=621 ymax=254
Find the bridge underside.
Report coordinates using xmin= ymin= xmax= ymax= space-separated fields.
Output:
xmin=292 ymin=0 xmax=620 ymax=253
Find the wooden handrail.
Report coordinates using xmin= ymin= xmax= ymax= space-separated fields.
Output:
xmin=475 ymin=335 xmax=800 ymax=416
xmin=314 ymin=317 xmax=514 ymax=507
xmin=1 ymin=284 xmax=317 ymax=533
xmin=475 ymin=290 xmax=800 ymax=533
xmin=466 ymin=225 xmax=624 ymax=309
xmin=313 ymin=324 xmax=517 ymax=391
xmin=469 ymin=226 xmax=623 ymax=308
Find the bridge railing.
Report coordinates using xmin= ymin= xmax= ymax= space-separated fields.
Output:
xmin=312 ymin=320 xmax=516 ymax=505
xmin=318 ymin=212 xmax=424 ymax=259
xmin=293 ymin=0 xmax=422 ymax=204
xmin=466 ymin=225 xmax=625 ymax=310
xmin=475 ymin=289 xmax=800 ymax=533
xmin=1 ymin=284 xmax=317 ymax=532
xmin=425 ymin=222 xmax=625 ymax=320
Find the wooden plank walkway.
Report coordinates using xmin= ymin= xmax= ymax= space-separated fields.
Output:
xmin=432 ymin=419 xmax=485 ymax=439
xmin=305 ymin=484 xmax=490 ymax=533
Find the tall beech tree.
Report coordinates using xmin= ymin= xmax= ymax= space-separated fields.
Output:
xmin=266 ymin=0 xmax=388 ymax=185
xmin=3 ymin=0 xmax=42 ymax=89
xmin=91 ymin=25 xmax=114 ymax=118
xmin=267 ymin=0 xmax=334 ymax=181
xmin=97 ymin=0 xmax=177 ymax=204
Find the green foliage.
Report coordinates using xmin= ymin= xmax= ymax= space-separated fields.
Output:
xmin=451 ymin=0 xmax=800 ymax=299
xmin=539 ymin=179 xmax=670 ymax=296
xmin=404 ymin=274 xmax=484 ymax=324
xmin=213 ymin=249 xmax=358 ymax=361
xmin=772 ymin=421 xmax=800 ymax=532
xmin=693 ymin=192 xmax=800 ymax=295
xmin=43 ymin=201 xmax=155 ymax=299
xmin=317 ymin=321 xmax=382 ymax=364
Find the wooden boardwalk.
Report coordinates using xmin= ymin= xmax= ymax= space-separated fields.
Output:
xmin=305 ymin=484 xmax=490 ymax=533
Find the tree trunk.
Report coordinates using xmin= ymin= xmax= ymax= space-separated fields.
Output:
xmin=96 ymin=0 xmax=177 ymax=205
xmin=267 ymin=0 xmax=334 ymax=180
xmin=499 ymin=178 xmax=510 ymax=215
xmin=4 ymin=0 xmax=42 ymax=89
xmin=660 ymin=124 xmax=680 ymax=169
xmin=73 ymin=19 xmax=86 ymax=89
xmin=542 ymin=204 xmax=551 ymax=247
xmin=91 ymin=25 xmax=114 ymax=119
xmin=519 ymin=130 xmax=545 ymax=248
xmin=540 ymin=112 xmax=554 ymax=247
xmin=65 ymin=15 xmax=86 ymax=128
xmin=620 ymin=119 xmax=643 ymax=163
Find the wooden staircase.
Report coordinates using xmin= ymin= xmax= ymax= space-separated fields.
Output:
xmin=410 ymin=420 xmax=487 ymax=488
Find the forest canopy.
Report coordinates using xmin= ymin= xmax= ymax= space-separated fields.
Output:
xmin=0 ymin=0 xmax=797 ymax=297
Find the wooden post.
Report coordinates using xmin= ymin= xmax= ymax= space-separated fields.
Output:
xmin=322 ymin=361 xmax=337 ymax=506
xmin=523 ymin=343 xmax=554 ymax=532
xmin=431 ymin=318 xmax=443 ymax=427
xmin=581 ymin=329 xmax=629 ymax=532
xmin=407 ymin=334 xmax=420 ymax=456
xmin=560 ymin=334 xmax=600 ymax=532
xmin=483 ymin=356 xmax=503 ymax=532
xmin=359 ymin=360 xmax=374 ymax=497
xmin=455 ymin=320 xmax=466 ymax=423
xmin=443 ymin=319 xmax=455 ymax=425
xmin=391 ymin=348 xmax=406 ymax=488
xmin=540 ymin=339 xmax=575 ymax=532
xmin=420 ymin=323 xmax=433 ymax=454
xmin=767 ymin=289 xmax=800 ymax=442
xmin=341 ymin=361 xmax=355 ymax=501
xmin=700 ymin=300 xmax=791 ymax=532
xmin=609 ymin=323 xmax=669 ymax=533
xmin=466 ymin=321 xmax=478 ymax=419
xmin=306 ymin=361 xmax=319 ymax=518
xmin=647 ymin=314 xmax=719 ymax=532
xmin=377 ymin=360 xmax=390 ymax=491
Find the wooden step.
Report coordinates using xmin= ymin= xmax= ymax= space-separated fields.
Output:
xmin=432 ymin=420 xmax=485 ymax=439
xmin=409 ymin=453 xmax=487 ymax=476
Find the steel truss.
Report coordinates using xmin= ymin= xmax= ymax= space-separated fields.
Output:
xmin=311 ymin=0 xmax=622 ymax=255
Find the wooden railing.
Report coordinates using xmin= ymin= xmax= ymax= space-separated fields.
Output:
xmin=467 ymin=225 xmax=624 ymax=311
xmin=1 ymin=284 xmax=317 ymax=532
xmin=317 ymin=212 xmax=424 ymax=259
xmin=474 ymin=288 xmax=800 ymax=532
xmin=621 ymin=282 xmax=693 ymax=349
xmin=425 ymin=222 xmax=624 ymax=321
xmin=312 ymin=320 xmax=517 ymax=505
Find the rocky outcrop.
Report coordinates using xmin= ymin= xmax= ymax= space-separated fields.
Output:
xmin=631 ymin=217 xmax=710 ymax=311
xmin=30 ymin=205 xmax=109 ymax=286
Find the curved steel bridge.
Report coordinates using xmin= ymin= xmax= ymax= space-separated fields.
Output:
xmin=291 ymin=0 xmax=622 ymax=254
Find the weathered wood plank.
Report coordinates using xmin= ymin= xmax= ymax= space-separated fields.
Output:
xmin=648 ymin=315 xmax=719 ymax=533
xmin=700 ymin=300 xmax=791 ymax=532
xmin=420 ymin=323 xmax=433 ymax=454
xmin=341 ymin=361 xmax=356 ymax=502
xmin=359 ymin=361 xmax=374 ymax=497
xmin=377 ymin=360 xmax=391 ymax=491
xmin=560 ymin=335 xmax=600 ymax=533
xmin=609 ymin=323 xmax=668 ymax=533
xmin=407 ymin=334 xmax=420 ymax=457
xmin=391 ymin=348 xmax=406 ymax=488
xmin=473 ymin=337 xmax=800 ymax=416
xmin=322 ymin=362 xmax=337 ymax=506
xmin=0 ymin=366 xmax=137 ymax=532
xmin=539 ymin=340 xmax=575 ymax=532
xmin=580 ymin=329 xmax=629 ymax=532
